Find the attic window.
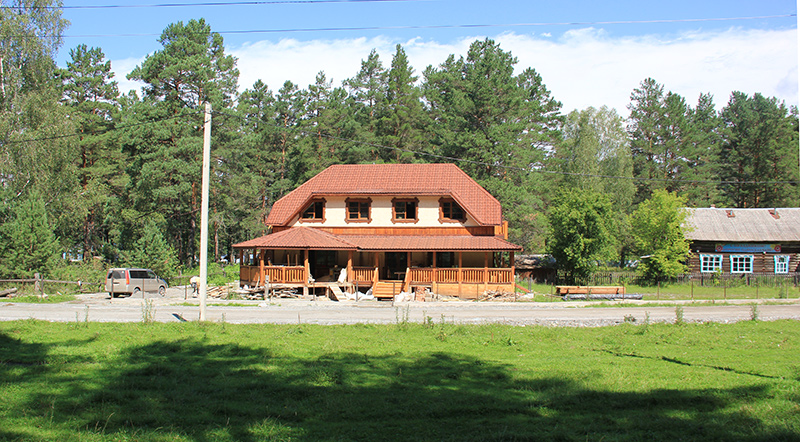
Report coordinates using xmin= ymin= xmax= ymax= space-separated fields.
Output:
xmin=346 ymin=198 xmax=371 ymax=223
xmin=392 ymin=198 xmax=418 ymax=223
xmin=726 ymin=210 xmax=735 ymax=218
xmin=769 ymin=209 xmax=780 ymax=219
xmin=300 ymin=199 xmax=325 ymax=222
xmin=440 ymin=198 xmax=466 ymax=223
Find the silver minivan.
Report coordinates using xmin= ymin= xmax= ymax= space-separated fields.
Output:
xmin=106 ymin=268 xmax=168 ymax=297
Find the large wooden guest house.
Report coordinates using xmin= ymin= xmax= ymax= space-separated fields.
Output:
xmin=233 ymin=163 xmax=522 ymax=299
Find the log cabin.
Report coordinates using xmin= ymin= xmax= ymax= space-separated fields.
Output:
xmin=684 ymin=207 xmax=800 ymax=276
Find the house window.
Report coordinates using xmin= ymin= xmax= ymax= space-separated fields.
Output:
xmin=730 ymin=255 xmax=753 ymax=273
xmin=440 ymin=198 xmax=465 ymax=222
xmin=300 ymin=199 xmax=325 ymax=222
xmin=700 ymin=254 xmax=723 ymax=273
xmin=774 ymin=255 xmax=790 ymax=274
xmin=392 ymin=198 xmax=418 ymax=223
xmin=346 ymin=198 xmax=371 ymax=223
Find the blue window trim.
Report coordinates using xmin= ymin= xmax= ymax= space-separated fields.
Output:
xmin=730 ymin=255 xmax=753 ymax=274
xmin=700 ymin=254 xmax=723 ymax=273
xmin=774 ymin=255 xmax=790 ymax=274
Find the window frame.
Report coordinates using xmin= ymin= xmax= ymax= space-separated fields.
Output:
xmin=391 ymin=198 xmax=419 ymax=224
xmin=699 ymin=254 xmax=723 ymax=273
xmin=439 ymin=198 xmax=466 ymax=223
xmin=299 ymin=198 xmax=326 ymax=223
xmin=774 ymin=255 xmax=790 ymax=274
xmin=345 ymin=198 xmax=372 ymax=223
xmin=730 ymin=254 xmax=753 ymax=274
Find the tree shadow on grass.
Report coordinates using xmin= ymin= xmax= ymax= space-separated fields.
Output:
xmin=36 ymin=337 xmax=793 ymax=442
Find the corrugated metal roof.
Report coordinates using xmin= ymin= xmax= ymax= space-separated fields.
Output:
xmin=684 ymin=208 xmax=800 ymax=242
xmin=266 ymin=163 xmax=503 ymax=226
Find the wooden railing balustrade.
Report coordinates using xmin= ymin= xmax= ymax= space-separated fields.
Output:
xmin=241 ymin=265 xmax=513 ymax=286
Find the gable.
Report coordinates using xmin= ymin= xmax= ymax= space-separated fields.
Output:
xmin=266 ymin=164 xmax=503 ymax=227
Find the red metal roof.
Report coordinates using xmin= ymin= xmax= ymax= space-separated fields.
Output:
xmin=340 ymin=235 xmax=523 ymax=252
xmin=266 ymin=164 xmax=503 ymax=226
xmin=233 ymin=227 xmax=357 ymax=250
xmin=234 ymin=228 xmax=522 ymax=252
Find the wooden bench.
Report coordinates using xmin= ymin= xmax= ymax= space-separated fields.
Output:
xmin=556 ymin=286 xmax=625 ymax=295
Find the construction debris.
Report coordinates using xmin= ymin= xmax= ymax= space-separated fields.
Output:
xmin=0 ymin=287 xmax=17 ymax=298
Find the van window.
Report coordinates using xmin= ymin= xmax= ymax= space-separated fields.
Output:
xmin=130 ymin=270 xmax=147 ymax=279
xmin=109 ymin=270 xmax=125 ymax=279
xmin=147 ymin=270 xmax=157 ymax=279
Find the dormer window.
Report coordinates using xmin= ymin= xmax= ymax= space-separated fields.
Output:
xmin=392 ymin=198 xmax=418 ymax=223
xmin=300 ymin=199 xmax=325 ymax=222
xmin=346 ymin=198 xmax=371 ymax=223
xmin=440 ymin=198 xmax=466 ymax=222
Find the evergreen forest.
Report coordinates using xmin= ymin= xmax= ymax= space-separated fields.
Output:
xmin=1 ymin=2 xmax=798 ymax=279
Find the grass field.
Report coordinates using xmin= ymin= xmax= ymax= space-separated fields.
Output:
xmin=519 ymin=281 xmax=800 ymax=302
xmin=1 ymin=320 xmax=799 ymax=441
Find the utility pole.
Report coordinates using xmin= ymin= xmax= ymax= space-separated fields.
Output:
xmin=199 ymin=102 xmax=211 ymax=321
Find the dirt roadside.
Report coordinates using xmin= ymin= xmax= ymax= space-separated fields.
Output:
xmin=1 ymin=287 xmax=799 ymax=326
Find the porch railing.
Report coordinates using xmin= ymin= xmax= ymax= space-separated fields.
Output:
xmin=241 ymin=265 xmax=305 ymax=285
xmin=408 ymin=267 xmax=513 ymax=284
xmin=351 ymin=267 xmax=376 ymax=283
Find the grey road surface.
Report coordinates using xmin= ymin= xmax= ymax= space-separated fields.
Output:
xmin=1 ymin=289 xmax=799 ymax=326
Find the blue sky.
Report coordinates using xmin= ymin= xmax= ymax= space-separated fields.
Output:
xmin=57 ymin=0 xmax=798 ymax=114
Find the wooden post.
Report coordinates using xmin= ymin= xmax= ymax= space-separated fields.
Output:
xmin=303 ymin=249 xmax=310 ymax=297
xmin=373 ymin=252 xmax=379 ymax=285
xmin=347 ymin=250 xmax=354 ymax=285
xmin=259 ymin=249 xmax=265 ymax=288
xmin=510 ymin=251 xmax=515 ymax=290
xmin=458 ymin=251 xmax=463 ymax=297
xmin=432 ymin=252 xmax=438 ymax=294
xmin=484 ymin=252 xmax=489 ymax=293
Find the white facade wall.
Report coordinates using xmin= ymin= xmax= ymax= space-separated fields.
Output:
xmin=293 ymin=195 xmax=478 ymax=228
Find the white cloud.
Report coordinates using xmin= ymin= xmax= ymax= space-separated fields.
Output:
xmin=110 ymin=56 xmax=146 ymax=96
xmin=113 ymin=27 xmax=798 ymax=116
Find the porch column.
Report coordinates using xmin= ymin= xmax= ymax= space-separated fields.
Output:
xmin=373 ymin=252 xmax=379 ymax=284
xmin=458 ymin=251 xmax=463 ymax=297
xmin=484 ymin=252 xmax=489 ymax=292
xmin=303 ymin=249 xmax=310 ymax=296
xmin=510 ymin=251 xmax=515 ymax=285
xmin=259 ymin=249 xmax=265 ymax=287
xmin=347 ymin=250 xmax=353 ymax=284
xmin=432 ymin=252 xmax=438 ymax=294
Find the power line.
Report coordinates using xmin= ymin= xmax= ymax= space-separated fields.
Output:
xmin=59 ymin=13 xmax=797 ymax=38
xmin=0 ymin=0 xmax=417 ymax=9
xmin=0 ymin=109 xmax=203 ymax=146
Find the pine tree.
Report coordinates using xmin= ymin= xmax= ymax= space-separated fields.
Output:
xmin=0 ymin=191 xmax=60 ymax=278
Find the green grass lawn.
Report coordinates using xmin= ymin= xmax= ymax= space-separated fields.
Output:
xmin=1 ymin=320 xmax=798 ymax=441
xmin=518 ymin=281 xmax=800 ymax=302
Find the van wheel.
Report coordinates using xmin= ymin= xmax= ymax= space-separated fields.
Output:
xmin=158 ymin=286 xmax=166 ymax=297
xmin=132 ymin=287 xmax=141 ymax=297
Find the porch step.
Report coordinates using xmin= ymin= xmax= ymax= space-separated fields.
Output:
xmin=328 ymin=284 xmax=345 ymax=301
xmin=373 ymin=281 xmax=403 ymax=299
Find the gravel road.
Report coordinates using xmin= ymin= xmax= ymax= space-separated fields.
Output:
xmin=1 ymin=287 xmax=799 ymax=326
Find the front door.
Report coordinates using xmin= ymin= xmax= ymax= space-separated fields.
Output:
xmin=309 ymin=250 xmax=337 ymax=280
xmin=385 ymin=252 xmax=407 ymax=280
